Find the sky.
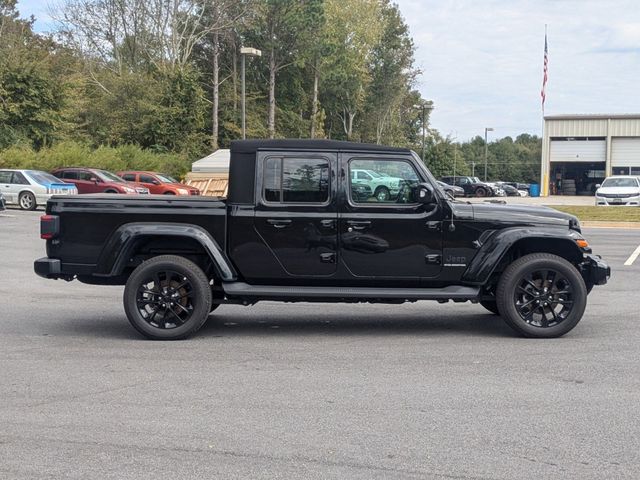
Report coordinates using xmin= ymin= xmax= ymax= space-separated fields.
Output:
xmin=15 ymin=0 xmax=640 ymax=141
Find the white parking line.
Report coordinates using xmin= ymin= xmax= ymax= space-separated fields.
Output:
xmin=0 ymin=214 xmax=15 ymax=218
xmin=624 ymin=245 xmax=640 ymax=266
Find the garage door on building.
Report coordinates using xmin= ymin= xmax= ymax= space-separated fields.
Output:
xmin=611 ymin=138 xmax=640 ymax=175
xmin=549 ymin=139 xmax=606 ymax=163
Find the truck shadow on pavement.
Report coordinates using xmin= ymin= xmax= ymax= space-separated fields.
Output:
xmin=197 ymin=311 xmax=515 ymax=339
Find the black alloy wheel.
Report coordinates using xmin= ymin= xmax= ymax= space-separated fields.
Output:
xmin=475 ymin=187 xmax=487 ymax=197
xmin=124 ymin=255 xmax=212 ymax=340
xmin=496 ymin=253 xmax=587 ymax=338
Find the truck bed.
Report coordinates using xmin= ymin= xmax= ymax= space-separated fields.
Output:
xmin=45 ymin=194 xmax=227 ymax=273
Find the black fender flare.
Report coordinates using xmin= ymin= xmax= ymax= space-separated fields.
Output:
xmin=461 ymin=227 xmax=583 ymax=285
xmin=95 ymin=222 xmax=237 ymax=281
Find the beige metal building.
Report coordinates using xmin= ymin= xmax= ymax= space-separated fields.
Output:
xmin=541 ymin=114 xmax=640 ymax=196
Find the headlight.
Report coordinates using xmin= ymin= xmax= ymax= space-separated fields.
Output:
xmin=123 ymin=186 xmax=135 ymax=193
xmin=177 ymin=188 xmax=189 ymax=195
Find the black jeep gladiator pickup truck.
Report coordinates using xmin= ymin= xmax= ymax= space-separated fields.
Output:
xmin=35 ymin=139 xmax=610 ymax=340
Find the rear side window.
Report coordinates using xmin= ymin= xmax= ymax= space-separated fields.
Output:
xmin=78 ymin=171 xmax=94 ymax=181
xmin=11 ymin=172 xmax=29 ymax=185
xmin=263 ymin=157 xmax=329 ymax=204
xmin=0 ymin=171 xmax=11 ymax=183
xmin=122 ymin=173 xmax=137 ymax=181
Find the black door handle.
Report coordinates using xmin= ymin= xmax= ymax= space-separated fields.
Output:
xmin=267 ymin=219 xmax=292 ymax=228
xmin=346 ymin=220 xmax=371 ymax=230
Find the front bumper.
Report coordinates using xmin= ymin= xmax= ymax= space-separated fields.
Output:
xmin=34 ymin=257 xmax=61 ymax=279
xmin=579 ymin=254 xmax=611 ymax=287
xmin=595 ymin=195 xmax=640 ymax=206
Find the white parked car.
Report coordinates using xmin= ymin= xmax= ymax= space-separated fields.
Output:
xmin=0 ymin=169 xmax=78 ymax=210
xmin=595 ymin=176 xmax=640 ymax=206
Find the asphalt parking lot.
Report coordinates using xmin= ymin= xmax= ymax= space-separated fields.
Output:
xmin=1 ymin=209 xmax=639 ymax=479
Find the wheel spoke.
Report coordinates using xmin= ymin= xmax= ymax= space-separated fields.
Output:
xmin=539 ymin=308 xmax=549 ymax=328
xmin=174 ymin=302 xmax=191 ymax=315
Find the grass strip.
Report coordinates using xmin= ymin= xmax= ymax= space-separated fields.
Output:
xmin=550 ymin=206 xmax=640 ymax=222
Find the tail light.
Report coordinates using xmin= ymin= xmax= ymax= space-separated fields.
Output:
xmin=40 ymin=215 xmax=60 ymax=240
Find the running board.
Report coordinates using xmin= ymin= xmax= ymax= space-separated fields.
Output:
xmin=222 ymin=282 xmax=480 ymax=301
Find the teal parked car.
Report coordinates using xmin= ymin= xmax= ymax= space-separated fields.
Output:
xmin=350 ymin=168 xmax=404 ymax=201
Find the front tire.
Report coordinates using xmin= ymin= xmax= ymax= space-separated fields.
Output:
xmin=19 ymin=191 xmax=36 ymax=210
xmin=475 ymin=187 xmax=487 ymax=197
xmin=123 ymin=255 xmax=212 ymax=340
xmin=496 ymin=253 xmax=587 ymax=338
xmin=374 ymin=186 xmax=390 ymax=202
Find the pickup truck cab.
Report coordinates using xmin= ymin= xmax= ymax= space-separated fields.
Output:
xmin=35 ymin=139 xmax=610 ymax=340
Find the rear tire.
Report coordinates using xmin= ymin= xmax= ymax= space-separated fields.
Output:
xmin=496 ymin=253 xmax=587 ymax=338
xmin=475 ymin=187 xmax=487 ymax=197
xmin=123 ymin=255 xmax=212 ymax=340
xmin=19 ymin=191 xmax=36 ymax=210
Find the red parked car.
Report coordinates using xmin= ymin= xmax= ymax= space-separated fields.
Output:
xmin=117 ymin=171 xmax=200 ymax=195
xmin=51 ymin=168 xmax=150 ymax=195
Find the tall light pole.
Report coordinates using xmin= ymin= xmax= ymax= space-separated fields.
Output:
xmin=483 ymin=127 xmax=494 ymax=181
xmin=421 ymin=101 xmax=434 ymax=162
xmin=240 ymin=47 xmax=261 ymax=139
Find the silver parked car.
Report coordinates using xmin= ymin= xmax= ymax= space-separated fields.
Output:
xmin=595 ymin=176 xmax=640 ymax=206
xmin=0 ymin=169 xmax=78 ymax=210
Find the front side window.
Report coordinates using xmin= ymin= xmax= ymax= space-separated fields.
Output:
xmin=349 ymin=159 xmax=421 ymax=204
xmin=122 ymin=173 xmax=137 ymax=181
xmin=263 ymin=157 xmax=329 ymax=204
xmin=140 ymin=174 xmax=156 ymax=184
xmin=77 ymin=171 xmax=95 ymax=181
xmin=61 ymin=171 xmax=79 ymax=180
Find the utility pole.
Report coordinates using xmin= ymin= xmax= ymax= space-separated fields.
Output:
xmin=240 ymin=47 xmax=262 ymax=139
xmin=484 ymin=127 xmax=494 ymax=181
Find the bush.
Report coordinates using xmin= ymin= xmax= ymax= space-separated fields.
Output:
xmin=0 ymin=141 xmax=192 ymax=179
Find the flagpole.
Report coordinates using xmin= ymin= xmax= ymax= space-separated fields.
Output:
xmin=541 ymin=24 xmax=548 ymax=195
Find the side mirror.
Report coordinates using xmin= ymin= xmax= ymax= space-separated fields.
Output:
xmin=416 ymin=183 xmax=436 ymax=204
xmin=595 ymin=184 xmax=601 ymax=189
xmin=152 ymin=180 xmax=161 ymax=185
xmin=90 ymin=177 xmax=98 ymax=183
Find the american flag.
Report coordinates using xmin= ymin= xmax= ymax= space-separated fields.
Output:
xmin=541 ymin=32 xmax=548 ymax=110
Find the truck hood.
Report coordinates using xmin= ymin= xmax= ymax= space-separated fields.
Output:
xmin=455 ymin=202 xmax=579 ymax=229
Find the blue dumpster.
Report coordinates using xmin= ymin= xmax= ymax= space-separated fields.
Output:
xmin=529 ymin=183 xmax=540 ymax=197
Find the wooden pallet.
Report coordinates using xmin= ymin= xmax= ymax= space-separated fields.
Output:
xmin=184 ymin=172 xmax=229 ymax=197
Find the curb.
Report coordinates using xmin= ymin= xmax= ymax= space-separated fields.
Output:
xmin=582 ymin=221 xmax=640 ymax=229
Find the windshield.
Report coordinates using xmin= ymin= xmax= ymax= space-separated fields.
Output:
xmin=155 ymin=173 xmax=179 ymax=183
xmin=96 ymin=170 xmax=126 ymax=183
xmin=25 ymin=171 xmax=65 ymax=185
xmin=602 ymin=177 xmax=638 ymax=188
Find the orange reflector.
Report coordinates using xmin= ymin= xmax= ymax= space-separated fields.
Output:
xmin=576 ymin=239 xmax=589 ymax=248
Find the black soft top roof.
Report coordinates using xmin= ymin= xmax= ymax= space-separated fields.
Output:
xmin=230 ymin=139 xmax=411 ymax=154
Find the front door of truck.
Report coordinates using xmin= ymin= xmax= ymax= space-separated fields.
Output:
xmin=339 ymin=154 xmax=443 ymax=281
xmin=254 ymin=152 xmax=338 ymax=277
